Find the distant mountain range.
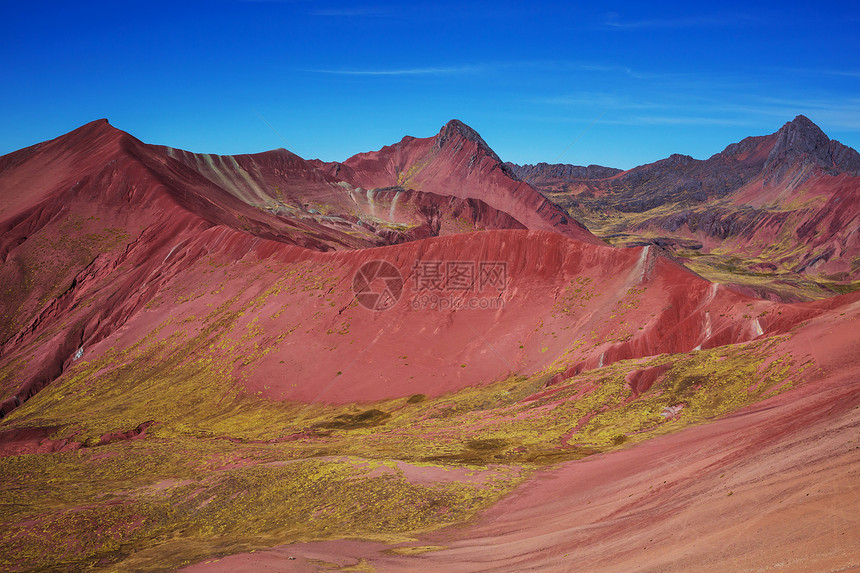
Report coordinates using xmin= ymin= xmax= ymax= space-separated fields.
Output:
xmin=507 ymin=115 xmax=860 ymax=209
xmin=507 ymin=115 xmax=860 ymax=299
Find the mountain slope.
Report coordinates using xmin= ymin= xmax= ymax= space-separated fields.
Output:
xmin=315 ymin=120 xmax=602 ymax=244
xmin=0 ymin=120 xmax=527 ymax=418
xmin=511 ymin=115 xmax=860 ymax=211
xmin=511 ymin=116 xmax=860 ymax=299
xmin=0 ymin=119 xmax=857 ymax=572
xmin=186 ymin=308 xmax=860 ymax=572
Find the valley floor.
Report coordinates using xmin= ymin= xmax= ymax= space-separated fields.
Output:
xmin=185 ymin=362 xmax=860 ymax=572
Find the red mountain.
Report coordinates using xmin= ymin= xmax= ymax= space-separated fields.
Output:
xmin=0 ymin=119 xmax=526 ymax=417
xmin=1 ymin=117 xmax=839 ymax=415
xmin=314 ymin=119 xmax=602 ymax=244
xmin=0 ymin=119 xmax=857 ymax=572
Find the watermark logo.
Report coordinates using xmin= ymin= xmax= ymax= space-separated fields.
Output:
xmin=352 ymin=260 xmax=404 ymax=311
xmin=410 ymin=260 xmax=506 ymax=311
xmin=352 ymin=259 xmax=507 ymax=311
xmin=410 ymin=292 xmax=505 ymax=311
xmin=410 ymin=261 xmax=507 ymax=292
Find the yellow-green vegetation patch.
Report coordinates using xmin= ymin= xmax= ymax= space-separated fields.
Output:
xmin=0 ymin=260 xmax=810 ymax=571
xmin=817 ymin=280 xmax=860 ymax=295
xmin=0 ymin=212 xmax=133 ymax=339
xmin=680 ymin=253 xmax=836 ymax=301
xmin=555 ymin=200 xmax=855 ymax=301
xmin=384 ymin=545 xmax=447 ymax=555
xmin=3 ymin=323 xmax=805 ymax=466
xmin=0 ymin=442 xmax=515 ymax=571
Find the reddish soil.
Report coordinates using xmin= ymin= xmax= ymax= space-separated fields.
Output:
xmin=2 ymin=118 xmax=858 ymax=572
xmin=0 ymin=120 xmax=855 ymax=413
xmin=185 ymin=296 xmax=860 ymax=572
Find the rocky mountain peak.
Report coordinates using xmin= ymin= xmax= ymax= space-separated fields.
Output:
xmin=434 ymin=119 xmax=502 ymax=164
xmin=765 ymin=115 xmax=860 ymax=179
xmin=770 ymin=115 xmax=830 ymax=158
xmin=662 ymin=153 xmax=696 ymax=167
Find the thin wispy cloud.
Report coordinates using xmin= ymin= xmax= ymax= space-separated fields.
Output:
xmin=520 ymin=60 xmax=651 ymax=79
xmin=818 ymin=70 xmax=860 ymax=78
xmin=309 ymin=7 xmax=388 ymax=17
xmin=727 ymin=97 xmax=860 ymax=131
xmin=604 ymin=12 xmax=752 ymax=29
xmin=745 ymin=96 xmax=860 ymax=112
xmin=624 ymin=115 xmax=749 ymax=126
xmin=538 ymin=81 xmax=860 ymax=132
xmin=311 ymin=65 xmax=491 ymax=76
xmin=782 ymin=67 xmax=860 ymax=79
xmin=311 ymin=60 xmax=652 ymax=78
xmin=540 ymin=93 xmax=667 ymax=110
xmin=563 ymin=62 xmax=652 ymax=79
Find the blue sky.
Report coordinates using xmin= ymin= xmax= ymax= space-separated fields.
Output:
xmin=2 ymin=0 xmax=859 ymax=169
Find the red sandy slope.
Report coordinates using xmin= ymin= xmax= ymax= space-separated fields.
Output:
xmin=0 ymin=119 xmax=357 ymax=413
xmin=185 ymin=294 xmax=860 ymax=572
xmin=0 ymin=120 xmax=526 ymax=416
xmin=161 ymin=143 xmax=528 ymax=244
xmin=11 ymin=223 xmax=848 ymax=410
xmin=0 ymin=119 xmax=853 ymax=413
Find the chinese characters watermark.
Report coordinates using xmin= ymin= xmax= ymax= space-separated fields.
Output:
xmin=352 ymin=259 xmax=507 ymax=311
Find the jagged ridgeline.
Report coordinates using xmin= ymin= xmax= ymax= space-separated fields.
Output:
xmin=509 ymin=115 xmax=860 ymax=301
xmin=0 ymin=118 xmax=858 ymax=571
